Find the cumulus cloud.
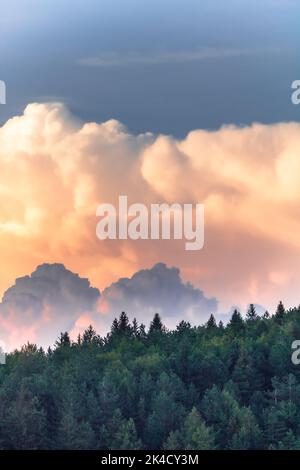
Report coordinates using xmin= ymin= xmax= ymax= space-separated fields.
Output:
xmin=0 ymin=263 xmax=99 ymax=350
xmin=98 ymin=263 xmax=217 ymax=330
xmin=0 ymin=102 xmax=154 ymax=295
xmin=0 ymin=262 xmax=217 ymax=349
xmin=0 ymin=102 xmax=299 ymax=337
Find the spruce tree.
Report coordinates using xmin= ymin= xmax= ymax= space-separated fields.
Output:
xmin=111 ymin=318 xmax=119 ymax=335
xmin=149 ymin=313 xmax=164 ymax=334
xmin=111 ymin=418 xmax=142 ymax=450
xmin=118 ymin=312 xmax=131 ymax=334
xmin=228 ymin=309 xmax=244 ymax=335
xmin=206 ymin=314 xmax=217 ymax=330
xmin=55 ymin=332 xmax=71 ymax=348
xmin=274 ymin=301 xmax=285 ymax=325
xmin=132 ymin=318 xmax=139 ymax=337
xmin=182 ymin=407 xmax=215 ymax=450
xmin=246 ymin=304 xmax=257 ymax=321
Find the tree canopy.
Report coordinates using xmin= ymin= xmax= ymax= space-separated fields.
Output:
xmin=0 ymin=303 xmax=299 ymax=450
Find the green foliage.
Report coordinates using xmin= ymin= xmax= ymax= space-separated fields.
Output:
xmin=110 ymin=418 xmax=142 ymax=450
xmin=228 ymin=309 xmax=244 ymax=336
xmin=274 ymin=301 xmax=286 ymax=325
xmin=206 ymin=314 xmax=217 ymax=330
xmin=163 ymin=407 xmax=214 ymax=450
xmin=1 ymin=307 xmax=300 ymax=449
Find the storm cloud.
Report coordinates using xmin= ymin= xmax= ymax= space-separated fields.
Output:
xmin=98 ymin=262 xmax=217 ymax=329
xmin=0 ymin=262 xmax=217 ymax=350
xmin=0 ymin=263 xmax=99 ymax=349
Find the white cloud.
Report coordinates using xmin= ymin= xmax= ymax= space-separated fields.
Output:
xmin=0 ymin=102 xmax=299 ymax=337
xmin=78 ymin=48 xmax=261 ymax=67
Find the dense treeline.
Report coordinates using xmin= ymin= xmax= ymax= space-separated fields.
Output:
xmin=1 ymin=302 xmax=300 ymax=450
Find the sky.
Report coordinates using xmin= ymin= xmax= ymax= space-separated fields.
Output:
xmin=0 ymin=0 xmax=299 ymax=135
xmin=0 ymin=1 xmax=299 ymax=349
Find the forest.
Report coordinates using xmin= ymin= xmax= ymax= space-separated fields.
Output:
xmin=0 ymin=302 xmax=300 ymax=450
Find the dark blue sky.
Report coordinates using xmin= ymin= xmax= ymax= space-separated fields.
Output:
xmin=0 ymin=0 xmax=299 ymax=136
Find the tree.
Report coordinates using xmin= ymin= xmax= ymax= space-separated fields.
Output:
xmin=229 ymin=408 xmax=263 ymax=449
xmin=53 ymin=332 xmax=72 ymax=363
xmin=149 ymin=313 xmax=164 ymax=334
xmin=58 ymin=410 xmax=96 ymax=450
xmin=182 ymin=407 xmax=215 ymax=450
xmin=163 ymin=430 xmax=181 ymax=450
xmin=1 ymin=386 xmax=48 ymax=449
xmin=228 ymin=309 xmax=244 ymax=335
xmin=206 ymin=314 xmax=217 ymax=330
xmin=138 ymin=323 xmax=147 ymax=341
xmin=111 ymin=318 xmax=119 ymax=335
xmin=176 ymin=320 xmax=191 ymax=333
xmin=111 ymin=418 xmax=142 ymax=450
xmin=55 ymin=332 xmax=71 ymax=348
xmin=118 ymin=312 xmax=131 ymax=335
xmin=82 ymin=325 xmax=100 ymax=345
xmin=132 ymin=318 xmax=139 ymax=337
xmin=278 ymin=430 xmax=297 ymax=450
xmin=264 ymin=407 xmax=288 ymax=447
xmin=145 ymin=389 xmax=184 ymax=449
xmin=164 ymin=408 xmax=215 ymax=450
xmin=2 ymin=298 xmax=300 ymax=450
xmin=274 ymin=301 xmax=285 ymax=325
xmin=246 ymin=304 xmax=257 ymax=321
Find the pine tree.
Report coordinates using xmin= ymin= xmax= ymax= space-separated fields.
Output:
xmin=176 ymin=320 xmax=191 ymax=332
xmin=246 ymin=304 xmax=257 ymax=321
xmin=55 ymin=332 xmax=71 ymax=348
xmin=228 ymin=309 xmax=244 ymax=335
xmin=274 ymin=301 xmax=285 ymax=325
xmin=264 ymin=407 xmax=288 ymax=447
xmin=206 ymin=314 xmax=217 ymax=330
xmin=163 ymin=430 xmax=182 ymax=450
xmin=138 ymin=323 xmax=147 ymax=341
xmin=278 ymin=430 xmax=297 ymax=450
xmin=58 ymin=410 xmax=95 ymax=450
xmin=2 ymin=386 xmax=48 ymax=450
xmin=145 ymin=390 xmax=183 ymax=448
xmin=82 ymin=325 xmax=99 ymax=344
xmin=229 ymin=408 xmax=263 ymax=450
xmin=182 ymin=407 xmax=215 ymax=450
xmin=111 ymin=318 xmax=119 ymax=335
xmin=149 ymin=313 xmax=164 ymax=334
xmin=111 ymin=418 xmax=142 ymax=450
xmin=118 ymin=312 xmax=131 ymax=334
xmin=132 ymin=318 xmax=139 ymax=337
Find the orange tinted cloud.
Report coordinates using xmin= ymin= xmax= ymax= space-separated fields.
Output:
xmin=0 ymin=102 xmax=299 ymax=322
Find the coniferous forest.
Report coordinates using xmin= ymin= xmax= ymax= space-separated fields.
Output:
xmin=1 ymin=303 xmax=300 ymax=450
